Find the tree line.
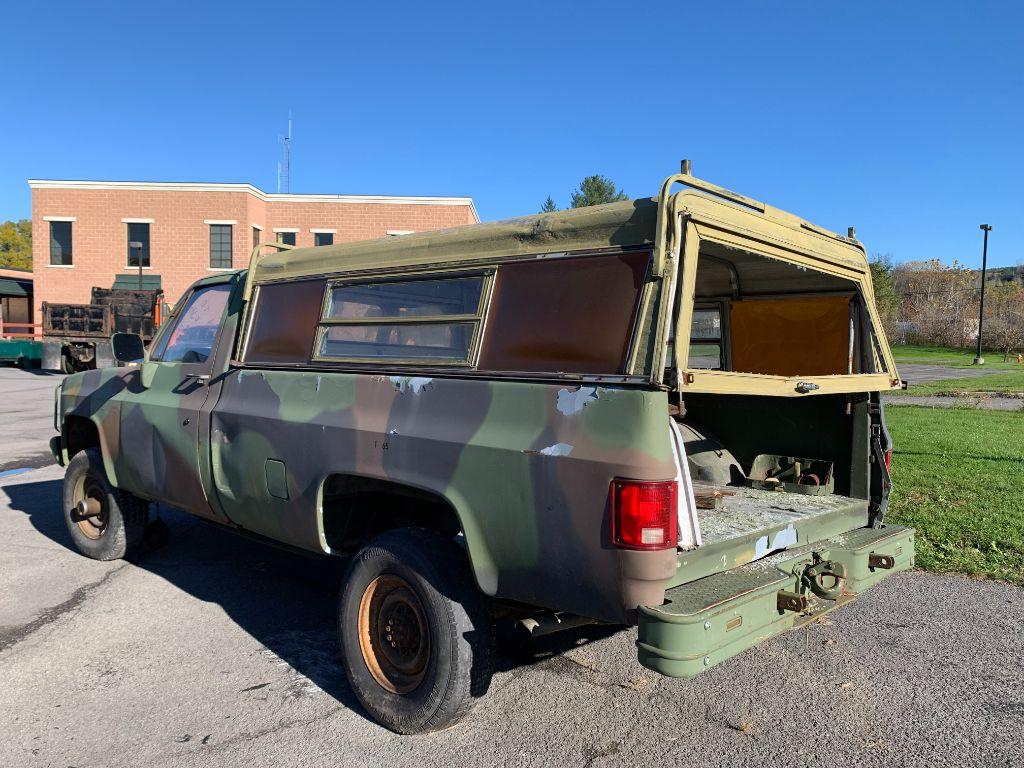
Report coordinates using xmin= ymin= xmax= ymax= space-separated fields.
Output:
xmin=871 ymin=256 xmax=1024 ymax=360
xmin=540 ymin=175 xmax=628 ymax=212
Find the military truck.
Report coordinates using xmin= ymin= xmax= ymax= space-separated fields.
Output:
xmin=49 ymin=165 xmax=912 ymax=734
xmin=42 ymin=287 xmax=162 ymax=372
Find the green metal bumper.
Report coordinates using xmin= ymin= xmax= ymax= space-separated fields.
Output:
xmin=637 ymin=525 xmax=915 ymax=677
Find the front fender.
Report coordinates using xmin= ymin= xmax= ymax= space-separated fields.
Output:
xmin=58 ymin=368 xmax=135 ymax=486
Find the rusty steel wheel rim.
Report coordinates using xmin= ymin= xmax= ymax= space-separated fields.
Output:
xmin=72 ymin=473 xmax=108 ymax=540
xmin=357 ymin=574 xmax=430 ymax=694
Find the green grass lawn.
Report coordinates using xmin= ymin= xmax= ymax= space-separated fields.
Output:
xmin=890 ymin=344 xmax=1024 ymax=396
xmin=886 ymin=406 xmax=1024 ymax=584
xmin=891 ymin=344 xmax=1022 ymax=368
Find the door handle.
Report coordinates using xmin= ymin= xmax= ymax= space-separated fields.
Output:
xmin=185 ymin=373 xmax=211 ymax=384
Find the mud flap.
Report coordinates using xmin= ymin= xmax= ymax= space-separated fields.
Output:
xmin=636 ymin=525 xmax=914 ymax=677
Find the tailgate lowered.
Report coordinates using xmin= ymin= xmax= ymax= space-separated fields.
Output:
xmin=636 ymin=525 xmax=914 ymax=677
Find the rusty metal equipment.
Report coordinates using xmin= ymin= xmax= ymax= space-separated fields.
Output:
xmin=745 ymin=454 xmax=835 ymax=496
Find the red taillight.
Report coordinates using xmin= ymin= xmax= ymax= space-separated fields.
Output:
xmin=884 ymin=449 xmax=893 ymax=473
xmin=610 ymin=479 xmax=678 ymax=550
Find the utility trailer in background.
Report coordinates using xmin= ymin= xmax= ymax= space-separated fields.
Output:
xmin=42 ymin=287 xmax=163 ymax=372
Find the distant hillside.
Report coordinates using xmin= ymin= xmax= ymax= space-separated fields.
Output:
xmin=988 ymin=265 xmax=1022 ymax=284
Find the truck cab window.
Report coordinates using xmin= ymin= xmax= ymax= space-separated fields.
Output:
xmin=316 ymin=275 xmax=488 ymax=364
xmin=150 ymin=284 xmax=231 ymax=364
xmin=688 ymin=306 xmax=723 ymax=369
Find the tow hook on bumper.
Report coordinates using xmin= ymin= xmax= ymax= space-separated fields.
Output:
xmin=636 ymin=525 xmax=915 ymax=677
xmin=801 ymin=556 xmax=847 ymax=600
xmin=777 ymin=557 xmax=847 ymax=612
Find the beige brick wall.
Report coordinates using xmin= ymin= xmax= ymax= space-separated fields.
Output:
xmin=31 ymin=185 xmax=478 ymax=318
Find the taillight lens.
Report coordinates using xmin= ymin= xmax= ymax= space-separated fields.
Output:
xmin=610 ymin=479 xmax=678 ymax=550
xmin=884 ymin=449 xmax=893 ymax=473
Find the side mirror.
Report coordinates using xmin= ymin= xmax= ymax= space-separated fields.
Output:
xmin=111 ymin=332 xmax=145 ymax=365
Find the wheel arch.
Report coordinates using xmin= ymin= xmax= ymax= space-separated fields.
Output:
xmin=62 ymin=412 xmax=122 ymax=487
xmin=316 ymin=472 xmax=493 ymax=595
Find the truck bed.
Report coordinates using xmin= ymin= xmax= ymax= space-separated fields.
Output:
xmin=696 ymin=484 xmax=870 ymax=546
xmin=671 ymin=483 xmax=870 ymax=588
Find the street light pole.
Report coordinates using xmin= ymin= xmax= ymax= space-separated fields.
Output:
xmin=129 ymin=241 xmax=144 ymax=290
xmin=974 ymin=224 xmax=993 ymax=365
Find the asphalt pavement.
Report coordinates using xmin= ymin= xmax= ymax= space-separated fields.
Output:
xmin=1 ymin=366 xmax=1021 ymax=767
xmin=0 ymin=366 xmax=65 ymax=472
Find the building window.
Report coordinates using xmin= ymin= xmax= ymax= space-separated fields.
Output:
xmin=314 ymin=232 xmax=334 ymax=247
xmin=49 ymin=221 xmax=73 ymax=266
xmin=277 ymin=231 xmax=296 ymax=246
xmin=126 ymin=222 xmax=151 ymax=267
xmin=252 ymin=226 xmax=261 ymax=250
xmin=210 ymin=224 xmax=233 ymax=269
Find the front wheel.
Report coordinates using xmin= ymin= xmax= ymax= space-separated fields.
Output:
xmin=63 ymin=447 xmax=149 ymax=560
xmin=339 ymin=528 xmax=494 ymax=734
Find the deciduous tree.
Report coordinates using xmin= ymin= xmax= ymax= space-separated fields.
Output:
xmin=0 ymin=219 xmax=32 ymax=269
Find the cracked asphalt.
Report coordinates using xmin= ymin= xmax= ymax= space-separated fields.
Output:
xmin=1 ymin=367 xmax=1022 ymax=767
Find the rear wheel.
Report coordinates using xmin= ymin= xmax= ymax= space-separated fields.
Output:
xmin=339 ymin=528 xmax=494 ymax=734
xmin=63 ymin=448 xmax=149 ymax=560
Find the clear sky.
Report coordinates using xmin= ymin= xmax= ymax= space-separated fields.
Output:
xmin=3 ymin=0 xmax=1021 ymax=268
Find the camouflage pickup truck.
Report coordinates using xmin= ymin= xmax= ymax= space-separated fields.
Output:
xmin=50 ymin=165 xmax=913 ymax=733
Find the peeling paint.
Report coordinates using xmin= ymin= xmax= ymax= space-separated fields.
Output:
xmin=556 ymin=386 xmax=598 ymax=416
xmin=522 ymin=442 xmax=574 ymax=457
xmin=389 ymin=376 xmax=434 ymax=394
xmin=540 ymin=442 xmax=574 ymax=457
xmin=753 ymin=523 xmax=799 ymax=559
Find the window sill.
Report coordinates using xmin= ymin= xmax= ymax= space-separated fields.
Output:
xmin=47 ymin=264 xmax=74 ymax=268
xmin=207 ymin=267 xmax=235 ymax=272
xmin=124 ymin=266 xmax=153 ymax=270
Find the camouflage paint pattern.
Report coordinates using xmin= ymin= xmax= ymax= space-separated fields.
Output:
xmin=56 ymin=268 xmax=679 ymax=623
xmin=53 ymin=170 xmax=906 ymax=627
xmin=208 ymin=369 xmax=677 ymax=621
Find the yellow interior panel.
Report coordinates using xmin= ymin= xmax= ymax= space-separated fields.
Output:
xmin=729 ymin=295 xmax=851 ymax=377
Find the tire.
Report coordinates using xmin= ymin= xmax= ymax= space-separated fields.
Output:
xmin=339 ymin=528 xmax=494 ymax=734
xmin=63 ymin=447 xmax=149 ymax=561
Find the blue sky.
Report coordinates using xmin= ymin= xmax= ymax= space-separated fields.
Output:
xmin=2 ymin=1 xmax=1021 ymax=268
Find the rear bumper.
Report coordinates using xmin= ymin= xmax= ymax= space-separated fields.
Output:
xmin=636 ymin=525 xmax=914 ymax=677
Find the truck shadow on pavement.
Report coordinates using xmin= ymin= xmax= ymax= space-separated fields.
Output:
xmin=4 ymin=477 xmax=621 ymax=725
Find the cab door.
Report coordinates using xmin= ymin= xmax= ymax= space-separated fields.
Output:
xmin=116 ymin=282 xmax=233 ymax=520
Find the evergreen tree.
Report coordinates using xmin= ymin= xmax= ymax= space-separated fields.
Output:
xmin=570 ymin=175 xmax=628 ymax=208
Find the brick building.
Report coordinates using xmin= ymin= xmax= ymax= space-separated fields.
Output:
xmin=29 ymin=180 xmax=478 ymax=318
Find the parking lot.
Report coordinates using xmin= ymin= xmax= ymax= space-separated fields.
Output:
xmin=1 ymin=366 xmax=1022 ymax=767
